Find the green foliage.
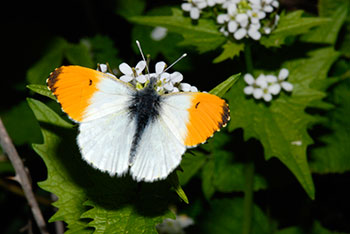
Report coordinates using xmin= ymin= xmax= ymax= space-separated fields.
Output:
xmin=213 ymin=41 xmax=245 ymax=63
xmin=130 ymin=8 xmax=226 ymax=53
xmin=28 ymin=98 xmax=174 ymax=233
xmin=260 ymin=11 xmax=330 ymax=47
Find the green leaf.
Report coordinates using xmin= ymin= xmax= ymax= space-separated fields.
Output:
xmin=301 ymin=4 xmax=348 ymax=44
xmin=213 ymin=41 xmax=245 ymax=63
xmin=200 ymin=198 xmax=270 ymax=234
xmin=82 ymin=35 xmax=122 ymax=70
xmin=310 ymin=79 xmax=350 ymax=173
xmin=276 ymin=221 xmax=344 ymax=234
xmin=115 ymin=0 xmax=146 ymax=19
xmin=201 ymin=159 xmax=216 ymax=200
xmin=27 ymin=84 xmax=56 ymax=100
xmin=26 ymin=38 xmax=68 ymax=84
xmin=177 ymin=152 xmax=207 ymax=186
xmin=209 ymin=73 xmax=241 ymax=97
xmin=260 ymin=10 xmax=330 ymax=47
xmin=65 ymin=42 xmax=95 ymax=68
xmin=169 ymin=173 xmax=189 ymax=204
xmin=28 ymin=98 xmax=175 ymax=233
xmin=212 ymin=151 xmax=267 ymax=193
xmin=226 ymin=47 xmax=340 ymax=199
xmin=1 ymin=101 xmax=42 ymax=145
xmin=129 ymin=8 xmax=226 ymax=53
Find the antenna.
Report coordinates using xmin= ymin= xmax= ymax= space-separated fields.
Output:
xmin=135 ymin=40 xmax=150 ymax=76
xmin=164 ymin=53 xmax=187 ymax=72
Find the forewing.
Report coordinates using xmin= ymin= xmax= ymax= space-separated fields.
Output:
xmin=47 ymin=65 xmax=135 ymax=122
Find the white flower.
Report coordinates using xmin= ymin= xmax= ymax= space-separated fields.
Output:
xmin=157 ymin=215 xmax=194 ymax=234
xmin=243 ymin=68 xmax=292 ymax=102
xmin=99 ymin=64 xmax=108 ymax=73
xmin=119 ymin=61 xmax=146 ymax=83
xmin=278 ymin=68 xmax=293 ymax=92
xmin=181 ymin=0 xmax=207 ymax=20
xmin=234 ymin=28 xmax=247 ymax=40
xmin=150 ymin=26 xmax=168 ymax=41
xmin=179 ymin=83 xmax=191 ymax=92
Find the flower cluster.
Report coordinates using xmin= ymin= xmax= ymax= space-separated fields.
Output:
xmin=181 ymin=0 xmax=279 ymax=40
xmin=243 ymin=68 xmax=293 ymax=102
xmin=156 ymin=214 xmax=194 ymax=234
xmin=102 ymin=61 xmax=198 ymax=94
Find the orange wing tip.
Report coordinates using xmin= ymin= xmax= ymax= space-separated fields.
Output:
xmin=47 ymin=67 xmax=64 ymax=93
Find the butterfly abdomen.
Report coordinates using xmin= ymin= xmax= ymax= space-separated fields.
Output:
xmin=128 ymin=86 xmax=162 ymax=164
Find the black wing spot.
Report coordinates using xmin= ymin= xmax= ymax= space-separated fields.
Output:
xmin=89 ymin=79 xmax=93 ymax=86
xmin=195 ymin=102 xmax=200 ymax=109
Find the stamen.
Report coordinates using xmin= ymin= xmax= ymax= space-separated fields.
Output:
xmin=136 ymin=40 xmax=151 ymax=77
xmin=164 ymin=53 xmax=187 ymax=72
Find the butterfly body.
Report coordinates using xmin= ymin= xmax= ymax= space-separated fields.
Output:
xmin=47 ymin=65 xmax=229 ymax=182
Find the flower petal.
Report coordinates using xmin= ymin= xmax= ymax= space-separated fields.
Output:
xmin=228 ymin=20 xmax=238 ymax=32
xmin=278 ymin=68 xmax=289 ymax=80
xmin=164 ymin=82 xmax=174 ymax=91
xmin=151 ymin=26 xmax=168 ymax=41
xmin=99 ymin=64 xmax=108 ymax=73
xmin=217 ymin=14 xmax=229 ymax=24
xmin=266 ymin=75 xmax=277 ymax=83
xmin=135 ymin=61 xmax=146 ymax=73
xmin=253 ymin=88 xmax=263 ymax=99
xmin=256 ymin=74 xmax=268 ymax=88
xmin=181 ymin=3 xmax=192 ymax=11
xmin=248 ymin=28 xmax=261 ymax=40
xmin=190 ymin=8 xmax=200 ymax=19
xmin=244 ymin=73 xmax=255 ymax=85
xmin=179 ymin=83 xmax=191 ymax=92
xmin=268 ymin=83 xmax=281 ymax=95
xmin=119 ymin=63 xmax=133 ymax=75
xmin=170 ymin=72 xmax=183 ymax=83
xmin=155 ymin=61 xmax=166 ymax=74
xmin=281 ymin=81 xmax=293 ymax=92
xmin=190 ymin=86 xmax=198 ymax=92
xmin=244 ymin=86 xmax=254 ymax=95
xmin=136 ymin=74 xmax=147 ymax=84
xmin=263 ymin=93 xmax=272 ymax=102
xmin=234 ymin=28 xmax=247 ymax=40
xmin=120 ymin=75 xmax=133 ymax=83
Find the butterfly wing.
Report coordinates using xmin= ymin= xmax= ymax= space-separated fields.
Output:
xmin=47 ymin=65 xmax=135 ymax=122
xmin=130 ymin=92 xmax=229 ymax=182
xmin=47 ymin=65 xmax=136 ymax=176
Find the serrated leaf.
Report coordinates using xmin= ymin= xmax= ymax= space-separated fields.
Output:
xmin=260 ymin=10 xmax=330 ymax=47
xmin=213 ymin=41 xmax=245 ymax=63
xmin=27 ymin=84 xmax=56 ymax=100
xmin=226 ymin=47 xmax=339 ymax=199
xmin=310 ymin=79 xmax=350 ymax=173
xmin=129 ymin=8 xmax=226 ymax=53
xmin=301 ymin=5 xmax=347 ymax=44
xmin=200 ymin=198 xmax=270 ymax=234
xmin=28 ymin=98 xmax=175 ymax=233
xmin=209 ymin=73 xmax=240 ymax=97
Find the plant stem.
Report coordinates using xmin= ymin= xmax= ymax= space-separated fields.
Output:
xmin=242 ymin=159 xmax=255 ymax=234
xmin=244 ymin=43 xmax=254 ymax=73
xmin=242 ymin=43 xmax=255 ymax=234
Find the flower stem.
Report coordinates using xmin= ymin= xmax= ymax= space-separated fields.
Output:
xmin=242 ymin=43 xmax=255 ymax=234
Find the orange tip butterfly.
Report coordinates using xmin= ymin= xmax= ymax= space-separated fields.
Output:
xmin=46 ymin=41 xmax=230 ymax=182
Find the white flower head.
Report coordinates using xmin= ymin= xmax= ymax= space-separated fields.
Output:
xmin=157 ymin=215 xmax=194 ymax=234
xmin=119 ymin=61 xmax=146 ymax=83
xmin=181 ymin=0 xmax=208 ymax=20
xmin=150 ymin=26 xmax=168 ymax=41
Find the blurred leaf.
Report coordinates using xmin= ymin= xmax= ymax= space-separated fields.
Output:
xmin=200 ymin=198 xmax=270 ymax=234
xmin=169 ymin=173 xmax=189 ymax=204
xmin=27 ymin=84 xmax=56 ymax=100
xmin=28 ymin=98 xmax=175 ymax=233
xmin=201 ymin=159 xmax=215 ymax=200
xmin=213 ymin=41 xmax=245 ymax=63
xmin=212 ymin=151 xmax=267 ymax=193
xmin=115 ymin=0 xmax=146 ymax=19
xmin=26 ymin=38 xmax=68 ymax=84
xmin=226 ymin=47 xmax=340 ymax=199
xmin=310 ymin=79 xmax=350 ymax=173
xmin=301 ymin=4 xmax=348 ymax=44
xmin=65 ymin=42 xmax=94 ymax=68
xmin=1 ymin=101 xmax=42 ymax=145
xmin=209 ymin=73 xmax=241 ymax=97
xmin=260 ymin=11 xmax=330 ymax=47
xmin=82 ymin=35 xmax=122 ymax=70
xmin=0 ymin=161 xmax=14 ymax=174
xmin=177 ymin=152 xmax=207 ymax=186
xmin=277 ymin=221 xmax=344 ymax=234
xmin=130 ymin=8 xmax=226 ymax=53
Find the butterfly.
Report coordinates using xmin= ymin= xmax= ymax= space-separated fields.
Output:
xmin=47 ymin=59 xmax=229 ymax=182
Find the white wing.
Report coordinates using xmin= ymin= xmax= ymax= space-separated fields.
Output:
xmin=78 ymin=110 xmax=136 ymax=176
xmin=129 ymin=94 xmax=192 ymax=182
xmin=77 ymin=76 xmax=136 ymax=176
